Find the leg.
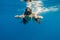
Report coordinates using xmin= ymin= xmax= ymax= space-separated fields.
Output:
xmin=34 ymin=18 xmax=40 ymax=24
xmin=23 ymin=18 xmax=28 ymax=24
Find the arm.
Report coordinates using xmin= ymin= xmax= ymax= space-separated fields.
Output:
xmin=14 ymin=15 xmax=25 ymax=18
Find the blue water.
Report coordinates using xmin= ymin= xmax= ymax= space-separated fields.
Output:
xmin=0 ymin=0 xmax=60 ymax=40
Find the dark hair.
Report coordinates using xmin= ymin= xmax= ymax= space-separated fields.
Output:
xmin=24 ymin=0 xmax=31 ymax=2
xmin=25 ymin=7 xmax=31 ymax=11
xmin=24 ymin=7 xmax=32 ymax=15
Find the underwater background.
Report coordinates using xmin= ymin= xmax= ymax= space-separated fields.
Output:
xmin=0 ymin=0 xmax=60 ymax=40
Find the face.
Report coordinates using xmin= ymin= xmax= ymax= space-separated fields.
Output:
xmin=27 ymin=8 xmax=30 ymax=11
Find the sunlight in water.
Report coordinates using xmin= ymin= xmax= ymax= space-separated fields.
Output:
xmin=26 ymin=0 xmax=59 ymax=15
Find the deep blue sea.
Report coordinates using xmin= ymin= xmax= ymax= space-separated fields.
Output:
xmin=0 ymin=0 xmax=60 ymax=40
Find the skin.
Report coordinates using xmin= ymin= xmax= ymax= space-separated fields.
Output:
xmin=27 ymin=8 xmax=31 ymax=12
